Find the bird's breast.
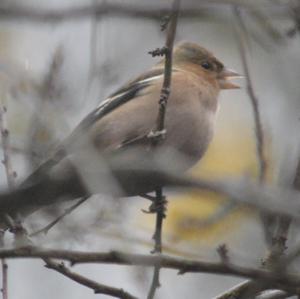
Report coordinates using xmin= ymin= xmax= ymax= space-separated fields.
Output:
xmin=163 ymin=100 xmax=217 ymax=171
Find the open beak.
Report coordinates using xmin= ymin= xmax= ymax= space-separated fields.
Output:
xmin=218 ymin=68 xmax=243 ymax=89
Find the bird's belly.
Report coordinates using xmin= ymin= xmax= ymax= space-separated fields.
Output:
xmin=163 ymin=108 xmax=215 ymax=171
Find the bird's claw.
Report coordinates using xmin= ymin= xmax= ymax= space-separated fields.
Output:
xmin=147 ymin=129 xmax=167 ymax=141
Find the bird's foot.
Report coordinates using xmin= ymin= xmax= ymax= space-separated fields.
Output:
xmin=147 ymin=129 xmax=167 ymax=142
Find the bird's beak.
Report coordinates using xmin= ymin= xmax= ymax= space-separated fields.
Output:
xmin=218 ymin=68 xmax=243 ymax=89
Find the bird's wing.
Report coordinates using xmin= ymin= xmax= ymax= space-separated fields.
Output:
xmin=75 ymin=67 xmax=166 ymax=133
xmin=22 ymin=67 xmax=168 ymax=186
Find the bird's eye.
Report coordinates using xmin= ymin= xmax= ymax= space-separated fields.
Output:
xmin=201 ymin=61 xmax=212 ymax=70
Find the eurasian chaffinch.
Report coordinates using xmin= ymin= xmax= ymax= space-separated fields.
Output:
xmin=0 ymin=42 xmax=241 ymax=217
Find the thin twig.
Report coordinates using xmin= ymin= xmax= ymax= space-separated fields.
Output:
xmin=230 ymin=7 xmax=297 ymax=299
xmin=234 ymin=6 xmax=267 ymax=183
xmin=147 ymin=264 xmax=160 ymax=299
xmin=44 ymin=258 xmax=137 ymax=299
xmin=235 ymin=4 xmax=290 ymax=268
xmin=217 ymin=244 xmax=229 ymax=264
xmin=30 ymin=197 xmax=88 ymax=237
xmin=233 ymin=14 xmax=275 ymax=273
xmin=278 ymin=163 xmax=300 ymax=266
xmin=147 ymin=189 xmax=167 ymax=299
xmin=147 ymin=1 xmax=180 ymax=298
xmin=234 ymin=10 xmax=297 ymax=296
xmin=213 ymin=280 xmax=255 ymax=299
xmin=0 ymin=102 xmax=17 ymax=299
xmin=151 ymin=1 xmax=180 ymax=140
xmin=215 ymin=7 xmax=271 ymax=299
xmin=269 ymin=159 xmax=300 ymax=263
xmin=0 ymin=103 xmax=29 ymax=294
xmin=0 ymin=230 xmax=5 ymax=299
xmin=151 ymin=190 xmax=165 ymax=254
xmin=265 ymin=145 xmax=300 ymax=263
xmin=0 ymin=106 xmax=16 ymax=189
xmin=0 ymin=101 xmax=32 ymax=297
xmin=0 ymin=259 xmax=7 ymax=299
xmin=0 ymin=100 xmax=29 ymax=244
xmin=267 ymin=216 xmax=291 ymax=266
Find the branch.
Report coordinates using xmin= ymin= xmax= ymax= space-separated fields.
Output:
xmin=0 ymin=3 xmax=206 ymax=23
xmin=0 ymin=2 xmax=287 ymax=24
xmin=0 ymin=246 xmax=299 ymax=290
xmin=3 ymin=164 xmax=300 ymax=221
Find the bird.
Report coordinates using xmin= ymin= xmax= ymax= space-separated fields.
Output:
xmin=0 ymin=41 xmax=241 ymax=219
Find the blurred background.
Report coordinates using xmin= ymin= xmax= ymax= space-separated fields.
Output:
xmin=0 ymin=0 xmax=299 ymax=298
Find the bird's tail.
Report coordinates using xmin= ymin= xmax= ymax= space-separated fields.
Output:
xmin=0 ymin=169 xmax=87 ymax=220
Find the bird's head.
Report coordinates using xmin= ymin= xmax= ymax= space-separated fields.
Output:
xmin=173 ymin=42 xmax=241 ymax=89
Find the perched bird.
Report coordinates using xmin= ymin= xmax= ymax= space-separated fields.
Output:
xmin=0 ymin=42 xmax=240 ymax=218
